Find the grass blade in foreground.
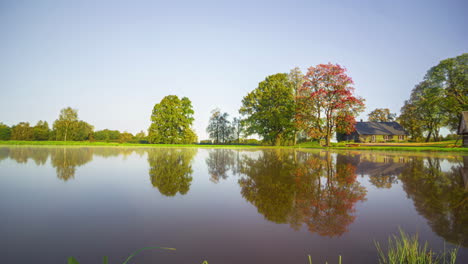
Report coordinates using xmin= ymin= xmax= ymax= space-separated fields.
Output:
xmin=375 ymin=228 xmax=458 ymax=264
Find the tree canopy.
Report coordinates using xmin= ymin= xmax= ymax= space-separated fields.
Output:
xmin=53 ymin=107 xmax=78 ymax=141
xmin=207 ymin=108 xmax=233 ymax=144
xmin=11 ymin=122 xmax=34 ymax=140
xmin=296 ymin=63 xmax=365 ymax=146
xmin=368 ymin=108 xmax=396 ymax=122
xmin=399 ymin=53 xmax=467 ymax=141
xmin=148 ymin=95 xmax=197 ymax=144
xmin=240 ymin=73 xmax=296 ymax=145
xmin=0 ymin=123 xmax=12 ymax=140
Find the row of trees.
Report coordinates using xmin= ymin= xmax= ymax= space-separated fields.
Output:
xmin=207 ymin=63 xmax=365 ymax=146
xmin=398 ymin=53 xmax=467 ymax=142
xmin=0 ymin=107 xmax=144 ymax=143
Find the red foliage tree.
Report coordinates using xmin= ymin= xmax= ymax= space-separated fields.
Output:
xmin=296 ymin=63 xmax=365 ymax=146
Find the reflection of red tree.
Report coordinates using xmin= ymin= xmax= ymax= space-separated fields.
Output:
xmin=238 ymin=151 xmax=367 ymax=237
xmin=294 ymin=154 xmax=366 ymax=237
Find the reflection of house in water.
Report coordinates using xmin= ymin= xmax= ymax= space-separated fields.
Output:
xmin=355 ymin=154 xmax=409 ymax=188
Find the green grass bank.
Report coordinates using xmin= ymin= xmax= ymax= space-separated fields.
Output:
xmin=1 ymin=140 xmax=467 ymax=152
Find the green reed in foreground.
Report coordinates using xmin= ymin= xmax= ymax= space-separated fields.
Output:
xmin=375 ymin=229 xmax=458 ymax=264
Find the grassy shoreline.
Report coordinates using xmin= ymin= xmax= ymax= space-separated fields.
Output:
xmin=1 ymin=140 xmax=467 ymax=152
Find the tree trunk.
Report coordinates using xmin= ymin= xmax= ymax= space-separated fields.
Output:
xmin=425 ymin=131 xmax=432 ymax=142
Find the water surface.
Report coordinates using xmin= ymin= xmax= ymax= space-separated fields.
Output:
xmin=0 ymin=147 xmax=466 ymax=263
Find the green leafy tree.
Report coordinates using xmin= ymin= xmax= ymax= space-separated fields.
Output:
xmin=207 ymin=108 xmax=232 ymax=144
xmin=148 ymin=95 xmax=197 ymax=144
xmin=368 ymin=108 xmax=396 ymax=122
xmin=425 ymin=53 xmax=468 ymax=131
xmin=33 ymin=121 xmax=50 ymax=141
xmin=399 ymin=53 xmax=467 ymax=140
xmin=240 ymin=73 xmax=295 ymax=146
xmin=398 ymin=100 xmax=424 ymax=141
xmin=94 ymin=129 xmax=120 ymax=141
xmin=71 ymin=121 xmax=94 ymax=141
xmin=288 ymin=67 xmax=305 ymax=145
xmin=135 ymin=130 xmax=147 ymax=141
xmin=53 ymin=107 xmax=79 ymax=141
xmin=400 ymin=81 xmax=447 ymax=142
xmin=231 ymin=117 xmax=243 ymax=143
xmin=0 ymin=123 xmax=12 ymax=140
xmin=147 ymin=148 xmax=197 ymax=196
xmin=11 ymin=122 xmax=34 ymax=140
xmin=119 ymin=131 xmax=133 ymax=143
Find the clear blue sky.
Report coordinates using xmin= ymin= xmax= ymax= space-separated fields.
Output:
xmin=0 ymin=0 xmax=466 ymax=139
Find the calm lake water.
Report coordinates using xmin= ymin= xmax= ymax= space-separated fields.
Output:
xmin=0 ymin=147 xmax=467 ymax=263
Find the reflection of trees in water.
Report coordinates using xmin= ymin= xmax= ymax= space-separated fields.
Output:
xmin=239 ymin=150 xmax=297 ymax=223
xmin=0 ymin=147 xmax=10 ymax=163
xmin=238 ymin=150 xmax=366 ymax=237
xmin=92 ymin=147 xmax=140 ymax=159
xmin=5 ymin=147 xmax=50 ymax=165
xmin=147 ymin=148 xmax=197 ymax=196
xmin=51 ymin=148 xmax=93 ymax=181
xmin=399 ymin=156 xmax=468 ymax=247
xmin=206 ymin=149 xmax=238 ymax=183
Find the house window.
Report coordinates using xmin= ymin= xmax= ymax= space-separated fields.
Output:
xmin=384 ymin=135 xmax=393 ymax=141
xmin=371 ymin=135 xmax=376 ymax=142
xmin=398 ymin=135 xmax=405 ymax=140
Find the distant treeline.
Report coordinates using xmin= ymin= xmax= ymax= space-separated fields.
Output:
xmin=0 ymin=107 xmax=147 ymax=143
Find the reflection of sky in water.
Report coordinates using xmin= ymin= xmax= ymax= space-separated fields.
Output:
xmin=0 ymin=147 xmax=466 ymax=264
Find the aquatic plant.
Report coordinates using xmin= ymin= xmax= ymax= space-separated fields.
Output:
xmin=375 ymin=229 xmax=458 ymax=264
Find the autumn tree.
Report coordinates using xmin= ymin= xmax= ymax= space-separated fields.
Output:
xmin=368 ymin=108 xmax=396 ymax=122
xmin=53 ymin=107 xmax=78 ymax=141
xmin=11 ymin=122 xmax=34 ymax=140
xmin=148 ymin=95 xmax=197 ymax=144
xmin=207 ymin=109 xmax=232 ymax=144
xmin=240 ymin=73 xmax=295 ymax=146
xmin=297 ymin=63 xmax=365 ymax=146
xmin=0 ymin=123 xmax=11 ymax=140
